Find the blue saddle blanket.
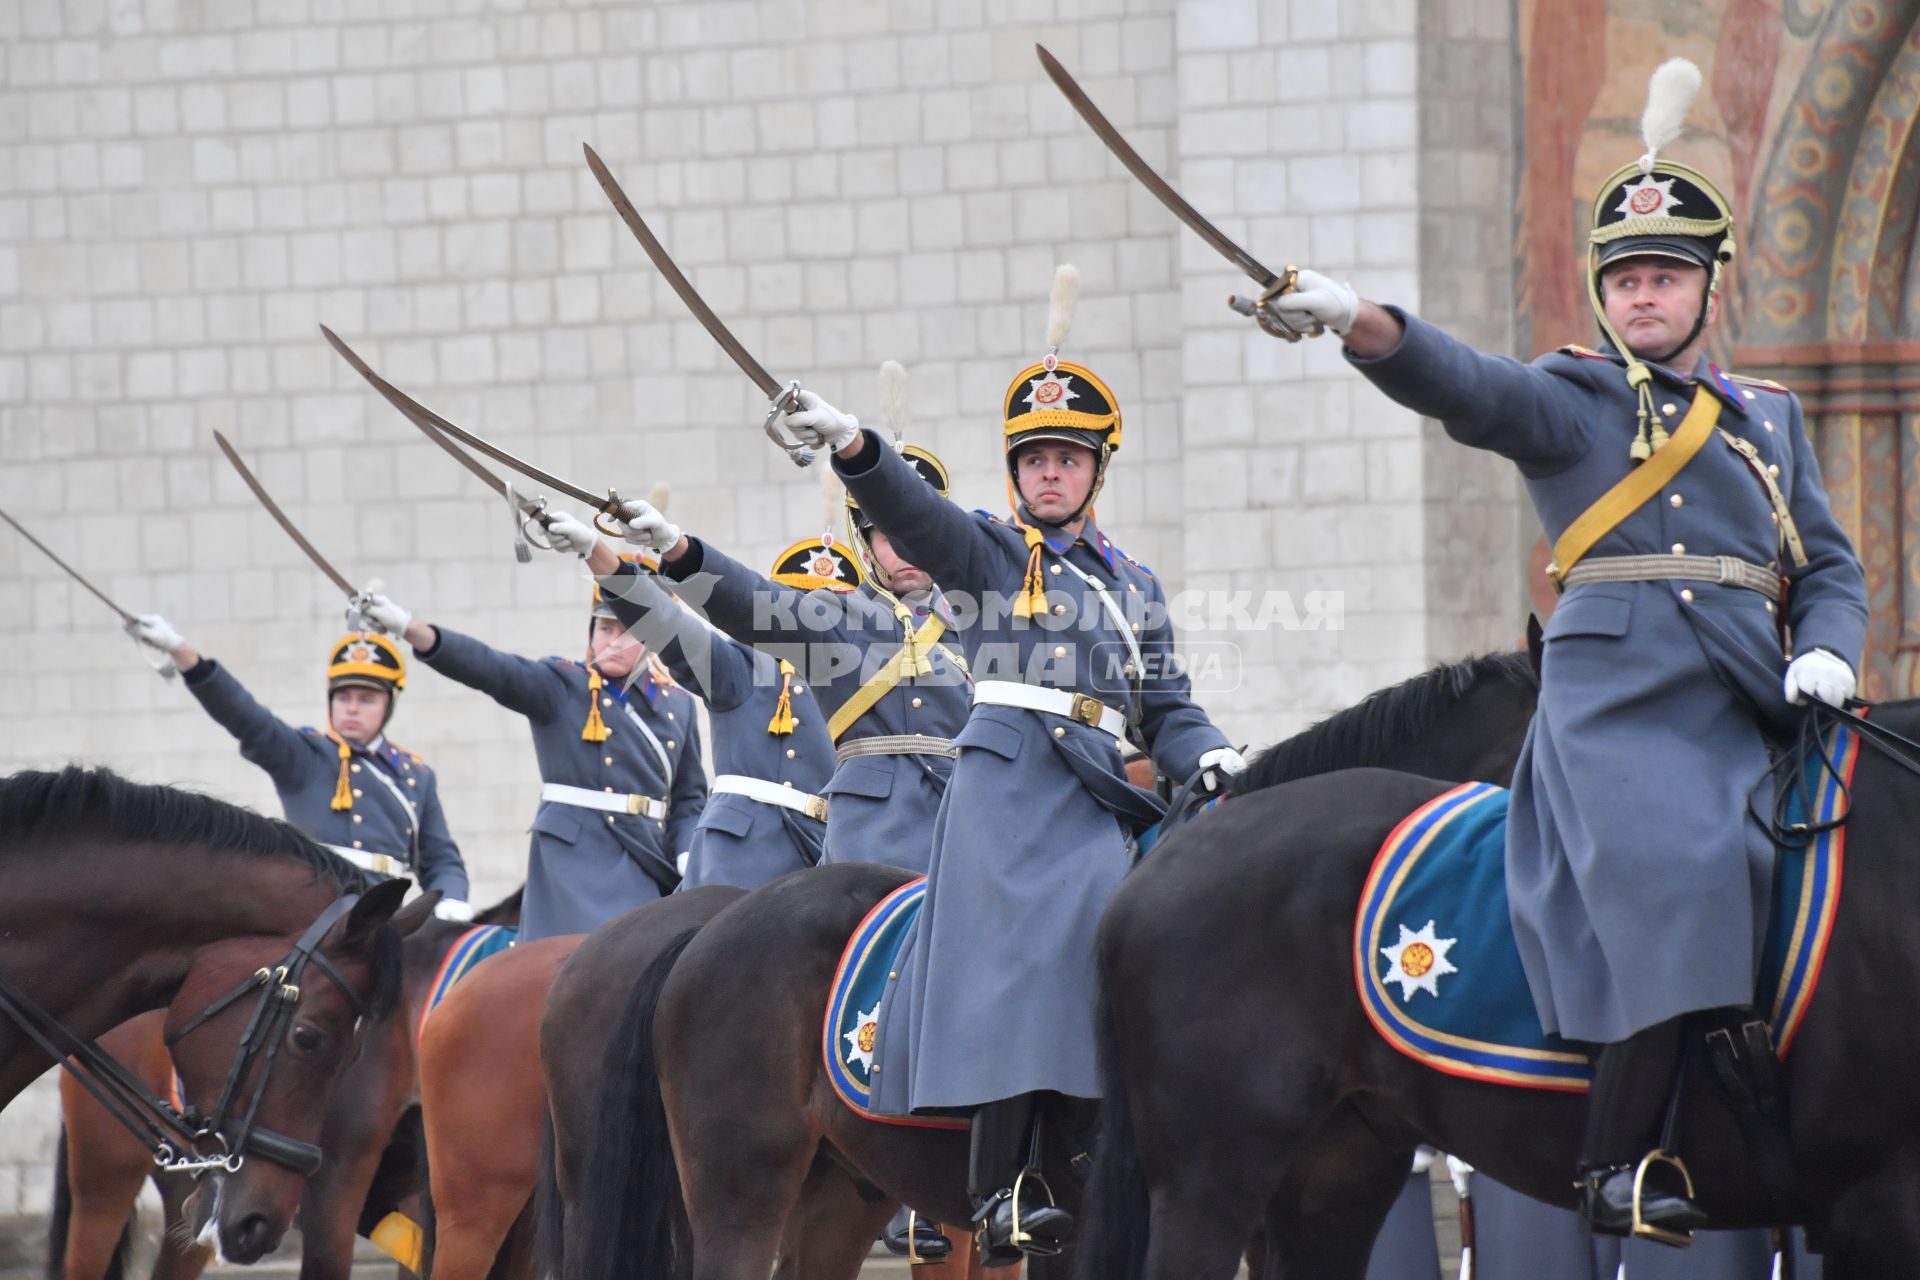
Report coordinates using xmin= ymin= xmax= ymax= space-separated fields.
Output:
xmin=414 ymin=924 xmax=517 ymax=1050
xmin=1354 ymin=724 xmax=1858 ymax=1090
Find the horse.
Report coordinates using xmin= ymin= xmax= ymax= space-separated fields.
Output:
xmin=561 ymin=652 xmax=1541 ymax=1280
xmin=49 ymin=892 xmax=524 ymax=1280
xmin=0 ymin=766 xmax=421 ymax=1264
xmin=1074 ymin=695 xmax=1920 ymax=1279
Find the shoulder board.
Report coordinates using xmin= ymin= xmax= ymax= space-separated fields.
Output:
xmin=1556 ymin=344 xmax=1612 ymax=362
xmin=298 ymin=725 xmax=322 ymax=737
xmin=1725 ymin=371 xmax=1789 ymax=392
xmin=387 ymin=742 xmax=428 ymax=766
xmin=1120 ymin=551 xmax=1155 ymax=578
xmin=974 ymin=508 xmax=1014 ymax=527
xmin=543 ymin=655 xmax=580 ymax=667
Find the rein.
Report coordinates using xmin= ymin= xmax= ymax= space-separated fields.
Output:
xmin=1764 ymin=701 xmax=1920 ymax=846
xmin=0 ymin=893 xmax=367 ymax=1178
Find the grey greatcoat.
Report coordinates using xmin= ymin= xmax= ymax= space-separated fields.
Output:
xmin=419 ymin=626 xmax=706 ymax=940
xmin=660 ymin=539 xmax=970 ymax=872
xmin=181 ymin=658 xmax=470 ymax=898
xmin=595 ymin=563 xmax=834 ymax=888
xmin=1349 ymin=309 xmax=1868 ymax=1042
xmin=835 ymin=432 xmax=1231 ymax=1111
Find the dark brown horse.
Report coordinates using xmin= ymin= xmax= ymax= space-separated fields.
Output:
xmin=0 ymin=767 xmax=420 ymax=1264
xmin=561 ymin=653 xmax=1540 ymax=1280
xmin=49 ymin=892 xmax=524 ymax=1280
xmin=1077 ymin=698 xmax=1920 ymax=1279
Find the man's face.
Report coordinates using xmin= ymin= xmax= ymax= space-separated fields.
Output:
xmin=867 ymin=530 xmax=931 ymax=596
xmin=1015 ymin=440 xmax=1098 ymax=525
xmin=589 ymin=615 xmax=644 ymax=679
xmin=329 ymin=686 xmax=390 ymax=745
xmin=1600 ymin=256 xmax=1716 ymax=361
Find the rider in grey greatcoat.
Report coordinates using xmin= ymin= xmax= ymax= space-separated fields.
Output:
xmin=1256 ymin=69 xmax=1867 ymax=1241
xmin=778 ymin=275 xmax=1244 ymax=1259
xmin=130 ymin=616 xmax=472 ymax=914
xmin=357 ymin=581 xmax=706 ymax=942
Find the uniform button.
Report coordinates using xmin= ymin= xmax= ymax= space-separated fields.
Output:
xmin=911 ymin=696 xmax=922 ymax=708
xmin=606 ymin=815 xmax=616 ymax=825
xmin=1053 ymin=646 xmax=1066 ymax=658
xmin=352 ymin=840 xmax=363 ymax=849
xmin=604 ymin=786 xmax=614 ymax=793
xmin=1764 ymin=419 xmax=1775 ymax=432
xmin=1052 ymin=604 xmax=1066 ymax=616
xmin=1130 ymin=622 xmax=1140 ymax=633
xmin=793 ymin=684 xmax=805 ymax=695
xmin=668 ymin=712 xmax=676 ymax=721
xmin=782 ymin=780 xmax=794 ymax=788
xmin=602 ymin=696 xmax=612 ymax=707
xmin=350 ymin=763 xmax=362 ymax=774
xmin=1127 ymin=583 xmax=1139 ymax=593
xmin=351 ymin=814 xmax=363 ymax=824
xmin=1671 ymin=543 xmax=1686 ymax=555
xmin=1662 ymin=402 xmax=1677 ymax=415
xmin=1768 ymin=463 xmax=1781 ymax=477
xmin=667 ymin=740 xmax=677 ymax=749
xmin=1053 ymin=726 xmax=1066 ymax=738
xmin=1669 ymin=494 xmax=1683 ymax=508
xmin=407 ymin=777 xmax=416 ymax=787
xmin=785 ymin=748 xmax=796 ymax=759
xmin=1765 ymin=601 xmax=1775 ymax=613
xmin=1049 ymin=564 xmax=1062 ymax=576
xmin=604 ymin=755 xmax=614 ymax=765
xmin=1743 ymin=388 xmax=1756 ymax=400
xmin=1680 ymin=589 xmax=1694 ymax=602
xmin=353 ymin=788 xmax=364 ymax=798
xmin=1124 ymin=664 xmax=1136 ymax=677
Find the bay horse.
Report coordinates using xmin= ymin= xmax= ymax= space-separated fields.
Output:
xmin=0 ymin=766 xmax=420 ymax=1264
xmin=1074 ymin=699 xmax=1920 ymax=1279
xmin=49 ymin=892 xmax=524 ymax=1280
xmin=561 ymin=652 xmax=1540 ymax=1280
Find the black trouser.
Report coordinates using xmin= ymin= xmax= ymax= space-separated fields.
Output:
xmin=1582 ymin=1015 xmax=1686 ymax=1168
xmin=969 ymin=1093 xmax=1039 ymax=1201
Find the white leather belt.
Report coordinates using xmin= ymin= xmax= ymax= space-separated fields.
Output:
xmin=323 ymin=845 xmax=409 ymax=877
xmin=973 ymin=680 xmax=1125 ymax=741
xmin=711 ymin=774 xmax=828 ymax=822
xmin=540 ymin=782 xmax=669 ymax=820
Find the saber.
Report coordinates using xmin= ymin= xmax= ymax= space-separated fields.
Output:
xmin=213 ymin=430 xmax=357 ymax=598
xmin=0 ymin=505 xmax=176 ymax=678
xmin=582 ymin=142 xmax=817 ymax=466
xmin=1034 ymin=44 xmax=1314 ymax=342
xmin=318 ymin=325 xmax=629 ymax=539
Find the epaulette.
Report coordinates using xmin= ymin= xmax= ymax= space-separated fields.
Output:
xmin=975 ymin=508 xmax=1013 ymax=527
xmin=388 ymin=742 xmax=428 ymax=766
xmin=1725 ymin=371 xmax=1789 ymax=393
xmin=299 ymin=725 xmax=321 ymax=736
xmin=1120 ymin=550 xmax=1155 ymax=578
xmin=1556 ymin=344 xmax=1613 ymax=362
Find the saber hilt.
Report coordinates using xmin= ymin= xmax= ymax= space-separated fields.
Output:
xmin=505 ymin=481 xmax=534 ymax=563
xmin=121 ymin=620 xmax=179 ymax=681
xmin=1229 ymin=266 xmax=1318 ymax=343
xmin=763 ymin=380 xmax=818 ymax=469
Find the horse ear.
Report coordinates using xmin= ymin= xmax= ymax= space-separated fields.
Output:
xmin=1525 ymin=613 xmax=1545 ymax=680
xmin=336 ymin=877 xmax=410 ymax=948
xmin=387 ymin=889 xmax=441 ymax=939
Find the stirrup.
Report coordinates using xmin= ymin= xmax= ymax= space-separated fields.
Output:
xmin=1632 ymin=1149 xmax=1698 ymax=1248
xmin=1009 ymin=1164 xmax=1061 ymax=1256
xmin=905 ymin=1210 xmax=931 ymax=1267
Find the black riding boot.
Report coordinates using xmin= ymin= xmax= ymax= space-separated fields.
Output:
xmin=881 ymin=1204 xmax=951 ymax=1262
xmin=1578 ymin=1015 xmax=1707 ymax=1244
xmin=969 ymin=1093 xmax=1074 ymax=1265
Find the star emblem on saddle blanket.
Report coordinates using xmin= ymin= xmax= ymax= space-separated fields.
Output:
xmin=1380 ymin=921 xmax=1458 ymax=1002
xmin=844 ymin=1002 xmax=881 ymax=1074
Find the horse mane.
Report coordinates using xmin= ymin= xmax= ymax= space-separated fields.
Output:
xmin=475 ymin=886 xmax=525 ymax=927
xmin=0 ymin=765 xmax=373 ymax=897
xmin=1237 ymin=651 xmax=1538 ymax=794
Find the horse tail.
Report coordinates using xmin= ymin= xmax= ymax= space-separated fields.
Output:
xmin=1071 ymin=978 xmax=1151 ymax=1280
xmin=44 ymin=1123 xmax=135 ymax=1280
xmin=563 ymin=927 xmax=701 ymax=1280
xmin=532 ymin=1112 xmax=565 ymax=1279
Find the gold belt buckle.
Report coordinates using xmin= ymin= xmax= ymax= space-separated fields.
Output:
xmin=1067 ymin=693 xmax=1105 ymax=730
xmin=804 ymin=795 xmax=828 ymax=822
xmin=624 ymin=793 xmax=643 ymax=816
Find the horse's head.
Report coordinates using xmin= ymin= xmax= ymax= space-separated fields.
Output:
xmin=165 ymin=878 xmax=431 ymax=1263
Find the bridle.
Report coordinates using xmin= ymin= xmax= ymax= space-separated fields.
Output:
xmin=0 ymin=893 xmax=369 ymax=1178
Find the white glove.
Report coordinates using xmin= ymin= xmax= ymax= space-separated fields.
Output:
xmin=1264 ymin=268 xmax=1360 ymax=337
xmin=356 ymin=592 xmax=413 ymax=637
xmin=611 ymin=499 xmax=682 ymax=554
xmin=432 ymin=897 xmax=475 ymax=923
xmin=130 ymin=613 xmax=184 ymax=653
xmin=783 ymin=390 xmax=860 ymax=452
xmin=1783 ymin=648 xmax=1855 ymax=708
xmin=542 ymin=510 xmax=600 ymax=559
xmin=1197 ymin=745 xmax=1248 ymax=794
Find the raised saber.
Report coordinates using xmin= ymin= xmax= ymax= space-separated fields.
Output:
xmin=582 ymin=142 xmax=818 ymax=466
xmin=213 ymin=430 xmax=358 ymax=598
xmin=317 ymin=325 xmax=560 ymax=558
xmin=1034 ymin=44 xmax=1316 ymax=342
xmin=0 ymin=505 xmax=176 ymax=678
